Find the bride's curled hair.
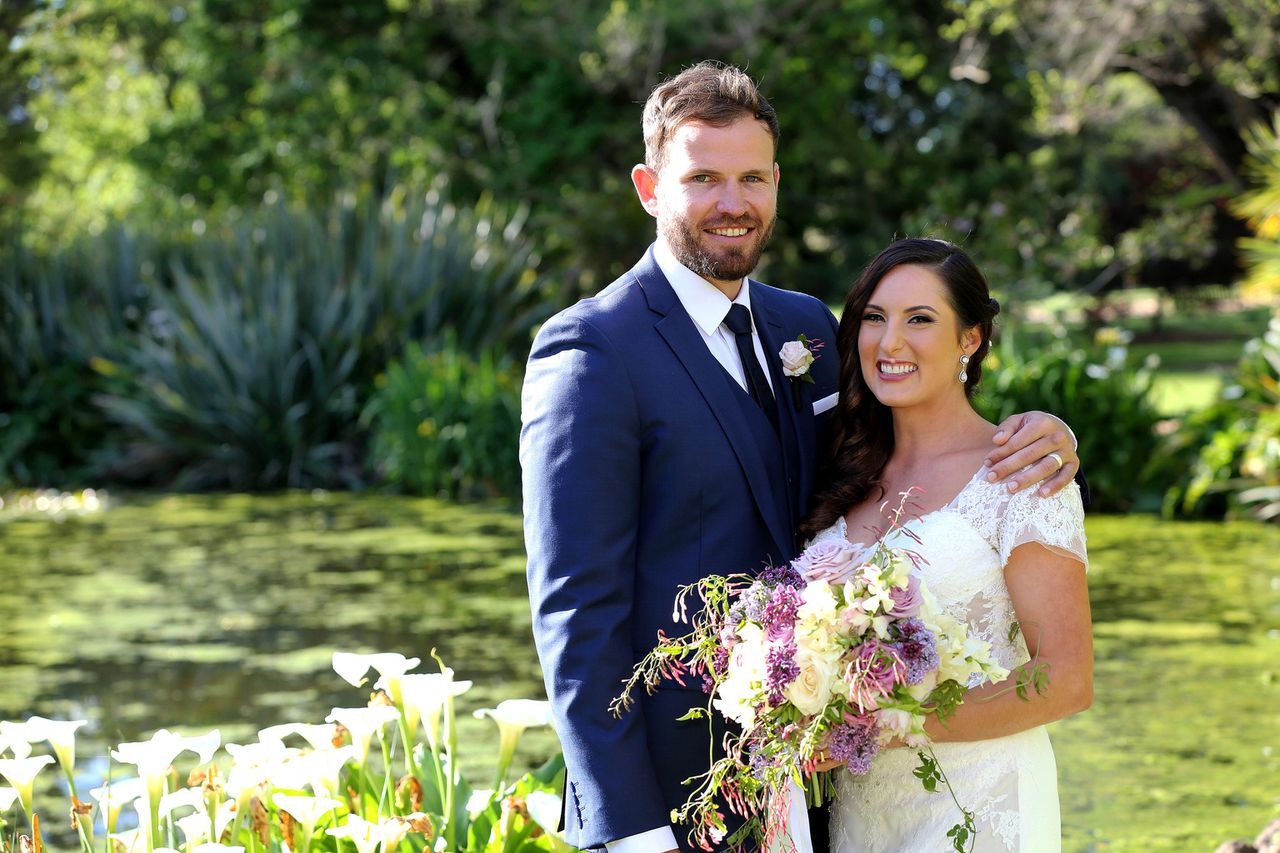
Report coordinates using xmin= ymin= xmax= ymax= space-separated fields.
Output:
xmin=799 ymin=238 xmax=1000 ymax=541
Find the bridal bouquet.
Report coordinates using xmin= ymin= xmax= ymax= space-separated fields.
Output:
xmin=612 ymin=508 xmax=1009 ymax=852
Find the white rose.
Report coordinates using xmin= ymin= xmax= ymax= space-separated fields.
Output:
xmin=783 ymin=645 xmax=840 ymax=716
xmin=779 ymin=341 xmax=815 ymax=376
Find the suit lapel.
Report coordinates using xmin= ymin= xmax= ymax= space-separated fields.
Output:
xmin=753 ymin=286 xmax=811 ymax=549
xmin=633 ymin=251 xmax=794 ymax=561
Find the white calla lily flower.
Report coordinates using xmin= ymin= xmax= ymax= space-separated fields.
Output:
xmin=0 ymin=785 xmax=19 ymax=812
xmin=332 ymin=652 xmax=420 ymax=701
xmin=473 ymin=699 xmax=552 ymax=787
xmin=175 ymin=812 xmax=211 ymax=846
xmin=327 ymin=813 xmax=382 ymax=853
xmin=291 ymin=744 xmax=357 ymax=797
xmin=159 ymin=785 xmax=206 ymax=815
xmin=90 ymin=778 xmax=147 ymax=833
xmin=191 ymin=845 xmax=246 ymax=852
xmin=274 ymin=792 xmax=345 ymax=828
xmin=398 ymin=671 xmax=473 ymax=742
xmin=525 ymin=790 xmax=576 ymax=852
xmin=108 ymin=828 xmax=145 ymax=852
xmin=111 ymin=729 xmax=220 ymax=848
xmin=21 ymin=716 xmax=86 ymax=774
xmin=0 ymin=725 xmax=32 ymax=759
xmin=0 ymin=754 xmax=53 ymax=815
xmin=325 ymin=706 xmax=400 ymax=763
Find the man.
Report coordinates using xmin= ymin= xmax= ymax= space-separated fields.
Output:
xmin=520 ymin=61 xmax=1079 ymax=853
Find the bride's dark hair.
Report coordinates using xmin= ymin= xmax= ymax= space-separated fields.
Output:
xmin=799 ymin=238 xmax=1000 ymax=541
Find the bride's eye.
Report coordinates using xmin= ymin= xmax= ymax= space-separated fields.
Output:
xmin=863 ymin=312 xmax=884 ymax=323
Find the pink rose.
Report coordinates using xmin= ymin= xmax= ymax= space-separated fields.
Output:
xmin=888 ymin=575 xmax=922 ymax=617
xmin=793 ymin=539 xmax=862 ymax=584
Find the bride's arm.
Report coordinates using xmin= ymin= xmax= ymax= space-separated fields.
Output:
xmin=920 ymin=542 xmax=1093 ymax=744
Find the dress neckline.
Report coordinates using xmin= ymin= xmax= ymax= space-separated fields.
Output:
xmin=839 ymin=464 xmax=990 ymax=548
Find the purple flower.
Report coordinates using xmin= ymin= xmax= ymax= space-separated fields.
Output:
xmin=738 ymin=581 xmax=771 ymax=623
xmin=792 ymin=540 xmax=862 ymax=584
xmin=888 ymin=575 xmax=922 ymax=617
xmin=846 ymin=640 xmax=906 ymax=712
xmin=759 ymin=562 xmax=804 ymax=588
xmin=765 ymin=641 xmax=800 ymax=706
xmin=824 ymin=716 xmax=880 ymax=775
xmin=891 ymin=618 xmax=939 ymax=686
xmin=761 ymin=584 xmax=801 ymax=642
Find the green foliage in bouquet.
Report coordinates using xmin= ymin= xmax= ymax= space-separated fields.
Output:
xmin=1164 ymin=313 xmax=1280 ymax=522
xmin=975 ymin=333 xmax=1165 ymax=512
xmin=362 ymin=342 xmax=523 ymax=500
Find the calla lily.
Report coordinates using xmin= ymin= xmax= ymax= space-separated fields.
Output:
xmin=327 ymin=813 xmax=382 ymax=853
xmin=525 ymin=791 xmax=576 ymax=852
xmin=324 ymin=706 xmax=400 ymax=763
xmin=0 ymin=725 xmax=32 ymax=759
xmin=191 ymin=845 xmax=245 ymax=852
xmin=398 ymin=671 xmax=473 ymax=742
xmin=274 ymin=792 xmax=345 ymax=827
xmin=175 ymin=811 xmax=210 ymax=847
xmin=111 ymin=729 xmax=220 ymax=849
xmin=472 ymin=699 xmax=552 ymax=787
xmin=0 ymin=785 xmax=19 ymax=812
xmin=21 ymin=716 xmax=86 ymax=776
xmin=332 ymin=652 xmax=420 ymax=703
xmin=465 ymin=788 xmax=494 ymax=815
xmin=257 ymin=722 xmax=339 ymax=753
xmin=159 ymin=785 xmax=206 ymax=815
xmin=109 ymin=828 xmax=145 ymax=852
xmin=290 ymin=745 xmax=357 ymax=797
xmin=89 ymin=778 xmax=147 ymax=833
xmin=0 ymin=754 xmax=54 ymax=815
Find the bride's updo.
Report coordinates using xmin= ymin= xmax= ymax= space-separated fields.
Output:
xmin=798 ymin=238 xmax=1000 ymax=542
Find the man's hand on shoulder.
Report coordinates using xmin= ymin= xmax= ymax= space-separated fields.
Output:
xmin=983 ymin=411 xmax=1078 ymax=497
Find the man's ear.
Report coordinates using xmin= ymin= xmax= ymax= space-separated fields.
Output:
xmin=774 ymin=162 xmax=781 ymax=189
xmin=631 ymin=164 xmax=660 ymax=217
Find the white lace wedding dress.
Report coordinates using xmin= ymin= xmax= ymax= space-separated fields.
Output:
xmin=813 ymin=466 xmax=1088 ymax=853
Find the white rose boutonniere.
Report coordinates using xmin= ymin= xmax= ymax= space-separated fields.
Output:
xmin=778 ymin=334 xmax=824 ymax=409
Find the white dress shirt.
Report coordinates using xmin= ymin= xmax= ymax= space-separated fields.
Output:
xmin=605 ymin=242 xmax=781 ymax=853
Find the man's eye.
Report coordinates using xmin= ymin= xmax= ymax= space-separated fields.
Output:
xmin=691 ymin=175 xmax=712 ymax=183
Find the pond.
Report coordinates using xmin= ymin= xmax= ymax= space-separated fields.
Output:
xmin=1 ymin=493 xmax=1277 ymax=851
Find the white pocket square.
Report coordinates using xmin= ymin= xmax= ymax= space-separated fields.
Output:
xmin=813 ymin=393 xmax=838 ymax=415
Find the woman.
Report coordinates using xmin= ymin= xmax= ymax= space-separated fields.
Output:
xmin=801 ymin=238 xmax=1092 ymax=852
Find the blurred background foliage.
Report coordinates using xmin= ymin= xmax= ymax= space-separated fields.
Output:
xmin=0 ymin=0 xmax=1278 ymax=515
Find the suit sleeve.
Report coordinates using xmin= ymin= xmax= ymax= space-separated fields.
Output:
xmin=520 ymin=312 xmax=672 ymax=845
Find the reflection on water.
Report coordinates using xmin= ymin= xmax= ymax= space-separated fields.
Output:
xmin=1 ymin=496 xmax=1278 ymax=850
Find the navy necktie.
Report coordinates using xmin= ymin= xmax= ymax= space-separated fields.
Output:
xmin=724 ymin=303 xmax=779 ymax=433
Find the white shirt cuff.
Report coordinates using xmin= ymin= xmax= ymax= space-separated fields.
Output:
xmin=606 ymin=825 xmax=679 ymax=853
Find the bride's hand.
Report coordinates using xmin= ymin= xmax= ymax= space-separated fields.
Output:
xmin=984 ymin=411 xmax=1079 ymax=497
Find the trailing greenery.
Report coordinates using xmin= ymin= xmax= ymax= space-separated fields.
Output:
xmin=976 ymin=333 xmax=1166 ymax=512
xmin=1164 ymin=313 xmax=1280 ymax=523
xmin=363 ymin=342 xmax=523 ymax=500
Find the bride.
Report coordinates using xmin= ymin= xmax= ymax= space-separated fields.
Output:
xmin=799 ymin=238 xmax=1093 ymax=852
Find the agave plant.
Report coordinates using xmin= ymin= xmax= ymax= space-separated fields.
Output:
xmin=93 ymin=186 xmax=553 ymax=490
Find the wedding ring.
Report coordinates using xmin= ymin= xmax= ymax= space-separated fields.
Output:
xmin=1048 ymin=452 xmax=1064 ymax=471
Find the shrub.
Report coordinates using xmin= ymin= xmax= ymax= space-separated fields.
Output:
xmin=0 ymin=229 xmax=155 ymax=486
xmin=362 ymin=342 xmax=522 ymax=499
xmin=91 ymin=188 xmax=549 ymax=490
xmin=1165 ymin=312 xmax=1280 ymax=522
xmin=975 ymin=332 xmax=1166 ymax=512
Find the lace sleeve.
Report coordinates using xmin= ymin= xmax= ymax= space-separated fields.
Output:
xmin=996 ymin=481 xmax=1088 ymax=571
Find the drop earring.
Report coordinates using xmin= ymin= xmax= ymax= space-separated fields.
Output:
xmin=958 ymin=354 xmax=970 ymax=383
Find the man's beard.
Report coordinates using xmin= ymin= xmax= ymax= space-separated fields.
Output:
xmin=661 ymin=211 xmax=776 ymax=283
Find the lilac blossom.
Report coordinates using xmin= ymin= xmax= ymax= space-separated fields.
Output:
xmin=764 ymin=641 xmax=800 ymax=706
xmin=824 ymin=716 xmax=881 ymax=775
xmin=761 ymin=584 xmax=801 ymax=642
xmin=759 ymin=562 xmax=804 ymax=588
xmin=891 ymin=618 xmax=940 ymax=685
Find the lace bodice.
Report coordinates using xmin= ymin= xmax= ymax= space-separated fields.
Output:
xmin=817 ymin=468 xmax=1087 ymax=852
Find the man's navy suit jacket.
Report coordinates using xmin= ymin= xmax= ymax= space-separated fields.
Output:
xmin=521 ymin=246 xmax=840 ymax=850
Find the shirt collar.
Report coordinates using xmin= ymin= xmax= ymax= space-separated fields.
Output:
xmin=654 ymin=240 xmax=752 ymax=336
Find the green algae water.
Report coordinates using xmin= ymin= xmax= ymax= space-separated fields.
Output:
xmin=1 ymin=494 xmax=1277 ymax=849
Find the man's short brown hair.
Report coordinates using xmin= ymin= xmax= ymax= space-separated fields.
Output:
xmin=642 ymin=61 xmax=780 ymax=171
